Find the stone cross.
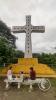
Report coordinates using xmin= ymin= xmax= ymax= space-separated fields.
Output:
xmin=12 ymin=15 xmax=45 ymax=58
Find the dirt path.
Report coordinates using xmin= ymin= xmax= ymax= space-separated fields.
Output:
xmin=0 ymin=80 xmax=56 ymax=100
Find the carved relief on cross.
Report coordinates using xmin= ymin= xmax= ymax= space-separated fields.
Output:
xmin=12 ymin=15 xmax=45 ymax=58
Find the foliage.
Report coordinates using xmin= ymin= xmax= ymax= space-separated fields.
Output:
xmin=0 ymin=37 xmax=14 ymax=66
xmin=0 ymin=18 xmax=24 ymax=67
xmin=15 ymin=50 xmax=24 ymax=58
xmin=0 ymin=37 xmax=24 ymax=67
xmin=0 ymin=20 xmax=16 ymax=47
xmin=33 ymin=53 xmax=56 ymax=69
xmin=0 ymin=19 xmax=24 ymax=67
xmin=0 ymin=20 xmax=12 ymax=38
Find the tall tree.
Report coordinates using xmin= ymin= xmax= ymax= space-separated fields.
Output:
xmin=0 ymin=20 xmax=16 ymax=47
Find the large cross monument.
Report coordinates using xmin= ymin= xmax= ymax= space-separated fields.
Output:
xmin=1 ymin=16 xmax=55 ymax=77
xmin=1 ymin=17 xmax=56 ymax=77
xmin=12 ymin=15 xmax=45 ymax=58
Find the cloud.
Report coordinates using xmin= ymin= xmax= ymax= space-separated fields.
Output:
xmin=0 ymin=0 xmax=56 ymax=53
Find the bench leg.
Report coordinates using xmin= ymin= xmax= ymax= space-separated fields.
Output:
xmin=30 ymin=84 xmax=33 ymax=90
xmin=6 ymin=82 xmax=9 ymax=89
xmin=18 ymin=83 xmax=21 ymax=89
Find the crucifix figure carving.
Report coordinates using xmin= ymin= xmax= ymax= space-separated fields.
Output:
xmin=12 ymin=15 xmax=45 ymax=58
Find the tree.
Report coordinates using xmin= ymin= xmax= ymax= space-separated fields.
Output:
xmin=33 ymin=53 xmax=56 ymax=69
xmin=0 ymin=37 xmax=16 ymax=66
xmin=0 ymin=20 xmax=16 ymax=47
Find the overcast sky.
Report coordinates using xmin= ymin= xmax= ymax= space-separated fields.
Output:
xmin=0 ymin=0 xmax=56 ymax=53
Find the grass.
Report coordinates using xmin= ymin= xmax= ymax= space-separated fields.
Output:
xmin=50 ymin=78 xmax=56 ymax=87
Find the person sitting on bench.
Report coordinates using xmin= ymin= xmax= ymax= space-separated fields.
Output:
xmin=19 ymin=71 xmax=24 ymax=82
xmin=29 ymin=67 xmax=36 ymax=80
xmin=7 ymin=67 xmax=12 ymax=80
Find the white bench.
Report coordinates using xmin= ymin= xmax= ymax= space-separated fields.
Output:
xmin=4 ymin=78 xmax=51 ymax=91
xmin=4 ymin=78 xmax=23 ymax=89
xmin=23 ymin=78 xmax=45 ymax=89
xmin=4 ymin=78 xmax=42 ymax=89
